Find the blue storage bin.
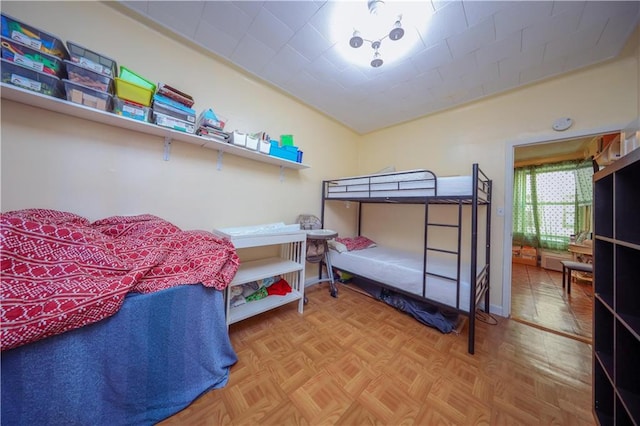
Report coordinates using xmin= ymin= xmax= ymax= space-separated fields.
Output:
xmin=269 ymin=141 xmax=298 ymax=162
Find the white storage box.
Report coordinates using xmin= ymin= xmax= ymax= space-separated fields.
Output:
xmin=230 ymin=131 xmax=246 ymax=147
xmin=259 ymin=139 xmax=271 ymax=154
xmin=246 ymin=135 xmax=259 ymax=150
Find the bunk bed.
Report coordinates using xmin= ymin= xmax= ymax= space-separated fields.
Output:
xmin=1 ymin=209 xmax=240 ymax=425
xmin=321 ymin=164 xmax=491 ymax=354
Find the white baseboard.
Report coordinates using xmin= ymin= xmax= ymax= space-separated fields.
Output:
xmin=487 ymin=304 xmax=504 ymax=317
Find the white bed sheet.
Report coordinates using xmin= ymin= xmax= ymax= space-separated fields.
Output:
xmin=329 ymin=246 xmax=474 ymax=311
xmin=326 ymin=172 xmax=472 ymax=199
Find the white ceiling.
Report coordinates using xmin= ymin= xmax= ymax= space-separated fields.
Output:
xmin=118 ymin=1 xmax=639 ymax=134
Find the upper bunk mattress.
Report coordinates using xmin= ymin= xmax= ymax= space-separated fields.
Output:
xmin=329 ymin=246 xmax=475 ymax=312
xmin=325 ymin=169 xmax=473 ymax=199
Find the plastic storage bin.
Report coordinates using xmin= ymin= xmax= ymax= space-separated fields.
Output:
xmin=1 ymin=36 xmax=63 ymax=76
xmin=1 ymin=13 xmax=68 ymax=59
xmin=1 ymin=58 xmax=63 ymax=97
xmin=66 ymin=41 xmax=117 ymax=78
xmin=113 ymin=96 xmax=151 ymax=122
xmin=115 ymin=78 xmax=154 ymax=106
xmin=119 ymin=66 xmax=155 ymax=92
xmin=63 ymin=79 xmax=112 ymax=111
xmin=269 ymin=141 xmax=299 ymax=162
xmin=64 ymin=60 xmax=113 ymax=93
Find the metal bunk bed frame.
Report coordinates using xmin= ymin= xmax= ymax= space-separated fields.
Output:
xmin=320 ymin=163 xmax=492 ymax=354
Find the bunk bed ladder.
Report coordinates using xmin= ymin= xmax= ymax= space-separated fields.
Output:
xmin=423 ymin=200 xmax=464 ymax=309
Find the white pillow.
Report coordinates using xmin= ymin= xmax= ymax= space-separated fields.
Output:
xmin=328 ymin=239 xmax=348 ymax=253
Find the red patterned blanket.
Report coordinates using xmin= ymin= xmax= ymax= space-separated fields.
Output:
xmin=1 ymin=209 xmax=239 ymax=351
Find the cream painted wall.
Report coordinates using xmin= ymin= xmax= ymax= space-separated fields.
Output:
xmin=2 ymin=2 xmax=638 ymax=313
xmin=0 ymin=1 xmax=359 ymax=234
xmin=356 ymin=42 xmax=639 ymax=311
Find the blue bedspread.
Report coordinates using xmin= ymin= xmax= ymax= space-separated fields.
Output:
xmin=1 ymin=284 xmax=237 ymax=425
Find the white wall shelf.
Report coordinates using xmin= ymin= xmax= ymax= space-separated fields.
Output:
xmin=0 ymin=83 xmax=310 ymax=171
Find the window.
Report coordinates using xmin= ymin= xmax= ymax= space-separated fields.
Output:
xmin=513 ymin=160 xmax=593 ymax=251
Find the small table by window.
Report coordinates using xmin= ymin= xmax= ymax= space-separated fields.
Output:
xmin=568 ymin=242 xmax=592 ymax=261
xmin=568 ymin=242 xmax=593 ymax=283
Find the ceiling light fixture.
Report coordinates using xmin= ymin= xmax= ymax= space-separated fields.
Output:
xmin=348 ymin=0 xmax=405 ymax=68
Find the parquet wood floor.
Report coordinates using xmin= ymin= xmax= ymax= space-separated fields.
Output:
xmin=511 ymin=263 xmax=593 ymax=343
xmin=160 ymin=283 xmax=594 ymax=425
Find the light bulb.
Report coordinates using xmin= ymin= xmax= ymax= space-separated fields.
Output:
xmin=371 ymin=51 xmax=383 ymax=68
xmin=349 ymin=30 xmax=364 ymax=48
xmin=389 ymin=20 xmax=404 ymax=41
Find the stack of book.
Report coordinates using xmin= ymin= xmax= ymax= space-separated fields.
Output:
xmin=196 ymin=109 xmax=229 ymax=143
xmin=152 ymin=84 xmax=196 ymax=134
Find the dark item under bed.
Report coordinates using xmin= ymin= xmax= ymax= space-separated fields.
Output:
xmin=352 ymin=279 xmax=460 ymax=334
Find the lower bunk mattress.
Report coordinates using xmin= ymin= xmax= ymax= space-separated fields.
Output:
xmin=329 ymin=246 xmax=477 ymax=312
xmin=1 ymin=284 xmax=237 ymax=426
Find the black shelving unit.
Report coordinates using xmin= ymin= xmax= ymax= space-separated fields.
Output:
xmin=592 ymin=147 xmax=640 ymax=426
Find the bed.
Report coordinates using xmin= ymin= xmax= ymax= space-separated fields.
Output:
xmin=324 ymin=169 xmax=474 ymax=199
xmin=0 ymin=209 xmax=240 ymax=425
xmin=321 ymin=164 xmax=491 ymax=354
xmin=329 ymin=247 xmax=475 ymax=310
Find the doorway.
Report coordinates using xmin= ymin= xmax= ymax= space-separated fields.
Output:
xmin=503 ymin=128 xmax=623 ymax=343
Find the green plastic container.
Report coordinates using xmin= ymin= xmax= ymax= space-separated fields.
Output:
xmin=119 ymin=66 xmax=156 ymax=93
xmin=281 ymin=134 xmax=294 ymax=146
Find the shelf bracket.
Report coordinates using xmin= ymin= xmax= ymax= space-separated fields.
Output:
xmin=279 ymin=165 xmax=285 ymax=182
xmin=217 ymin=151 xmax=224 ymax=171
xmin=163 ymin=137 xmax=172 ymax=161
